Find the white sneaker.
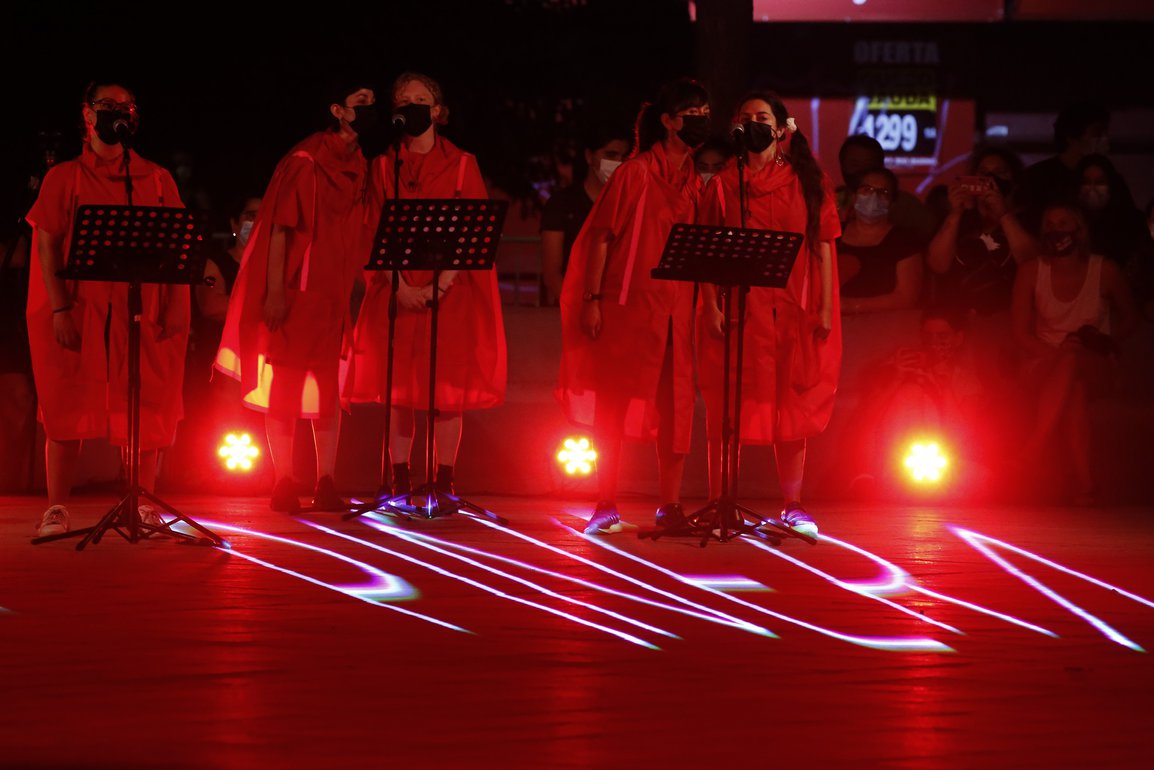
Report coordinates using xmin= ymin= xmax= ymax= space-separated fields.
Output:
xmin=138 ymin=504 xmax=163 ymax=529
xmin=37 ymin=505 xmax=71 ymax=537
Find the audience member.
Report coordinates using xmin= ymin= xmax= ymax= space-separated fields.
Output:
xmin=836 ymin=134 xmax=935 ymax=237
xmin=693 ymin=136 xmax=733 ymax=184
xmin=1018 ymin=101 xmax=1113 ymax=234
xmin=1009 ymin=202 xmax=1139 ymax=503
xmin=539 ymin=122 xmax=631 ymax=305
xmin=837 ymin=166 xmax=925 ymax=315
xmin=844 ymin=305 xmax=992 ymax=499
xmin=1073 ymin=154 xmax=1153 ymax=297
xmin=926 ymin=145 xmax=1036 ymax=316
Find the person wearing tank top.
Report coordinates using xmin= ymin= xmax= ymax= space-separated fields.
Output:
xmin=1010 ymin=202 xmax=1138 ymax=503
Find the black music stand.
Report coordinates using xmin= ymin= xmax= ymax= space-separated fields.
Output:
xmin=641 ymin=222 xmax=814 ymax=546
xmin=32 ymin=205 xmax=226 ymax=550
xmin=344 ymin=198 xmax=508 ymax=525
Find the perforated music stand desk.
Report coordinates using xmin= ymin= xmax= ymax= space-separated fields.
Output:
xmin=646 ymin=222 xmax=814 ymax=546
xmin=347 ymin=198 xmax=509 ymax=524
xmin=32 ymin=204 xmax=226 ymax=549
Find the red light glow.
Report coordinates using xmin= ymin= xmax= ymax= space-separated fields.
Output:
xmin=218 ymin=432 xmax=260 ymax=472
xmin=557 ymin=437 xmax=597 ymax=476
xmin=903 ymin=441 xmax=948 ymax=483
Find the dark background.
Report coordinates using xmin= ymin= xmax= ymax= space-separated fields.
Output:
xmin=4 ymin=0 xmax=1154 ymax=226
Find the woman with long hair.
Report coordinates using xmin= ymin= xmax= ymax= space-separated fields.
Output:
xmin=557 ymin=77 xmax=710 ymax=534
xmin=696 ymin=90 xmax=842 ymax=538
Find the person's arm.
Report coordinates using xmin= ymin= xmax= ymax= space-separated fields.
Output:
xmin=926 ymin=182 xmax=969 ymax=274
xmin=580 ymin=235 xmax=610 ymax=339
xmin=817 ymin=240 xmax=834 ymax=336
xmin=1010 ymin=259 xmax=1051 ymax=358
xmin=263 ymin=224 xmax=289 ymax=331
xmin=540 ymin=229 xmax=566 ymax=304
xmin=196 ymin=259 xmax=230 ymax=322
xmin=37 ymin=227 xmax=80 ymax=350
xmin=1101 ymin=258 xmax=1140 ymax=343
xmin=842 ymin=252 xmax=922 ymax=314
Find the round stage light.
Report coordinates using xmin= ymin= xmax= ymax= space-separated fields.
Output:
xmin=557 ymin=437 xmax=597 ymax=476
xmin=903 ymin=440 xmax=948 ymax=484
xmin=218 ymin=432 xmax=260 ymax=472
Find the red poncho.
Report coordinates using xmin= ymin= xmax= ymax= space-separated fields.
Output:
xmin=25 ymin=147 xmax=188 ymax=449
xmin=347 ymin=136 xmax=506 ymax=411
xmin=696 ymin=158 xmax=842 ymax=443
xmin=215 ymin=131 xmax=367 ymax=419
xmin=556 ymin=142 xmax=700 ymax=453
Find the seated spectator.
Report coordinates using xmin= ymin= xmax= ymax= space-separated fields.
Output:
xmin=836 ymin=133 xmax=936 ymax=237
xmin=539 ymin=123 xmax=631 ymax=305
xmin=838 ymin=167 xmax=925 ymax=315
xmin=694 ymin=135 xmax=733 ymax=183
xmin=843 ymin=305 xmax=992 ymax=499
xmin=927 ymin=145 xmax=1036 ymax=317
xmin=1009 ymin=202 xmax=1139 ymax=503
xmin=1074 ymin=154 xmax=1153 ymax=296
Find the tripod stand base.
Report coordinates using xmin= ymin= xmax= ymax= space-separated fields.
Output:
xmin=636 ymin=499 xmax=816 ymax=547
xmin=342 ymin=485 xmax=508 ymax=526
xmin=31 ymin=488 xmax=227 ymax=550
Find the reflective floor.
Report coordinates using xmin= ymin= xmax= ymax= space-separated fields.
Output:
xmin=3 ymin=494 xmax=1153 ymax=769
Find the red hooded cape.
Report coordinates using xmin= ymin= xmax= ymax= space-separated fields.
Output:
xmin=555 ymin=142 xmax=700 ymax=453
xmin=347 ymin=136 xmax=506 ymax=411
xmin=215 ymin=131 xmax=367 ymax=419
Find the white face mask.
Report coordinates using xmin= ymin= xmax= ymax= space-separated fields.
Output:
xmin=699 ymin=172 xmax=714 ymax=185
xmin=596 ymin=158 xmax=622 ymax=185
xmin=238 ymin=220 xmax=254 ymax=246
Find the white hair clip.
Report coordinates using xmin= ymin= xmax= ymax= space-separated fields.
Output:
xmin=785 ymin=117 xmax=798 ymax=133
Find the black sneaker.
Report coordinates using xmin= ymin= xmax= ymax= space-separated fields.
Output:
xmin=312 ymin=475 xmax=348 ymax=511
xmin=270 ymin=477 xmax=301 ymax=514
xmin=584 ymin=500 xmax=622 ymax=535
xmin=391 ymin=463 xmax=412 ymax=498
xmin=655 ymin=502 xmax=685 ymax=529
xmin=435 ymin=464 xmax=455 ymax=497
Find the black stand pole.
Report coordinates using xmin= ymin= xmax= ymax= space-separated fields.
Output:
xmin=33 ymin=187 xmax=225 ymax=549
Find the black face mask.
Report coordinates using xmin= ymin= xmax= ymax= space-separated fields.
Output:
xmin=676 ymin=114 xmax=710 ymax=149
xmin=350 ymin=104 xmax=377 ymax=135
xmin=744 ymin=121 xmax=777 ymax=154
xmin=1043 ymin=230 xmax=1077 ymax=255
xmin=394 ymin=103 xmax=433 ymax=137
xmin=94 ymin=110 xmax=135 ymax=146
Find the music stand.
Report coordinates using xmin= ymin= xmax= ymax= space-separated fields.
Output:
xmin=32 ymin=204 xmax=226 ymax=550
xmin=344 ymin=198 xmax=508 ymax=525
xmin=642 ymin=222 xmax=814 ymax=546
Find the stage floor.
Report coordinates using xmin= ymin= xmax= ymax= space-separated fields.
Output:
xmin=3 ymin=493 xmax=1153 ymax=769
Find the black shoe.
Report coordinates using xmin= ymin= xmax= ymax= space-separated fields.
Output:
xmin=391 ymin=463 xmax=412 ymax=498
xmin=655 ymin=502 xmax=685 ymax=529
xmin=312 ymin=475 xmax=348 ymax=511
xmin=435 ymin=464 xmax=455 ymax=497
xmin=584 ymin=500 xmax=622 ymax=534
xmin=270 ymin=477 xmax=300 ymax=514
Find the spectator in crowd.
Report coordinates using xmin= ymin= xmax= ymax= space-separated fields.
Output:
xmin=837 ymin=166 xmax=925 ymax=315
xmin=926 ymin=145 xmax=1036 ymax=316
xmin=693 ymin=135 xmax=733 ymax=184
xmin=1009 ymin=201 xmax=1138 ymax=504
xmin=1018 ymin=101 xmax=1113 ymax=234
xmin=836 ymin=133 xmax=935 ymax=237
xmin=843 ymin=305 xmax=990 ymax=499
xmin=539 ymin=122 xmax=631 ymax=305
xmin=1073 ymin=154 xmax=1153 ymax=302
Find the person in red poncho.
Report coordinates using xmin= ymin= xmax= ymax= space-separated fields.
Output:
xmin=696 ymin=91 xmax=841 ymax=538
xmin=215 ymin=79 xmax=376 ymax=513
xmin=347 ymin=72 xmax=506 ymax=500
xmin=26 ymin=80 xmax=188 ymax=538
xmin=556 ymin=77 xmax=711 ymax=535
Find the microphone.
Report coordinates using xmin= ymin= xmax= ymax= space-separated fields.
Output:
xmin=113 ymin=116 xmax=134 ymax=145
xmin=730 ymin=122 xmax=746 ymax=150
xmin=391 ymin=113 xmax=406 ymax=129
